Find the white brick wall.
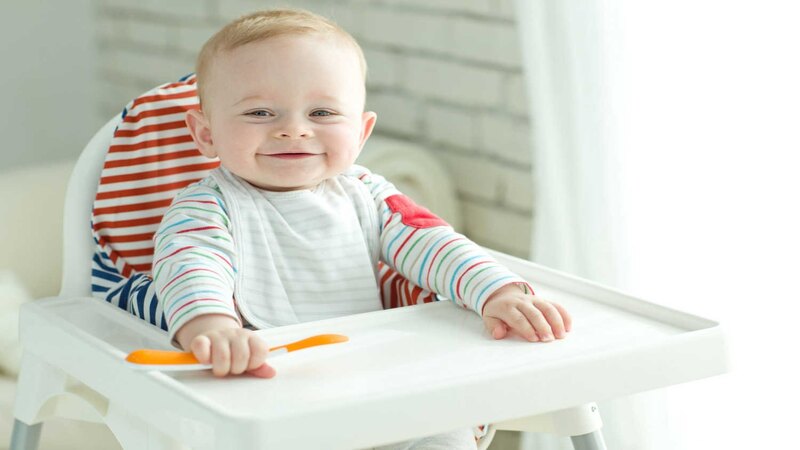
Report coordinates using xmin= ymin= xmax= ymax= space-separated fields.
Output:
xmin=501 ymin=166 xmax=535 ymax=213
xmin=439 ymin=153 xmax=503 ymax=203
xmin=91 ymin=0 xmax=535 ymax=259
xmin=479 ymin=113 xmax=532 ymax=165
xmin=362 ymin=8 xmax=455 ymax=54
xmin=463 ymin=202 xmax=532 ymax=258
xmin=363 ymin=48 xmax=400 ymax=88
xmin=505 ymin=72 xmax=530 ymax=116
xmin=174 ymin=23 xmax=220 ymax=55
xmin=378 ymin=0 xmax=498 ymax=18
xmin=366 ymin=91 xmax=419 ymax=136
xmin=451 ymin=18 xmax=521 ymax=68
xmin=404 ymin=56 xmax=506 ymax=108
xmin=426 ymin=104 xmax=478 ymax=150
xmin=115 ymin=0 xmax=215 ymax=21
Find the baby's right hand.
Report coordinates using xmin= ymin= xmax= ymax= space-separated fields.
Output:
xmin=176 ymin=315 xmax=275 ymax=378
xmin=190 ymin=327 xmax=276 ymax=378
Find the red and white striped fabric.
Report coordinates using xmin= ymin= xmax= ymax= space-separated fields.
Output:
xmin=378 ymin=262 xmax=437 ymax=309
xmin=92 ymin=75 xmax=219 ymax=278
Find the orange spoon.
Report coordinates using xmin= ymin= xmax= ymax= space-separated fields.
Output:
xmin=125 ymin=333 xmax=349 ymax=371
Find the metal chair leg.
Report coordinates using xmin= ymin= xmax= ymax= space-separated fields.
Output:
xmin=571 ymin=429 xmax=607 ymax=450
xmin=10 ymin=419 xmax=42 ymax=450
xmin=496 ymin=402 xmax=607 ymax=450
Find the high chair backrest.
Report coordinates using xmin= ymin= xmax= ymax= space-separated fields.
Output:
xmin=90 ymin=75 xmax=216 ymax=281
xmin=60 ymin=117 xmax=119 ymax=297
xmin=61 ymin=75 xmax=219 ymax=328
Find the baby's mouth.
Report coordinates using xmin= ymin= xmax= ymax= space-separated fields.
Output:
xmin=260 ymin=152 xmax=317 ymax=160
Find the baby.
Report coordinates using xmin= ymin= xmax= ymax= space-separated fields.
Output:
xmin=153 ymin=9 xmax=571 ymax=448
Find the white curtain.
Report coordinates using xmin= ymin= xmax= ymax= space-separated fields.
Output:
xmin=514 ymin=0 xmax=623 ymax=286
xmin=514 ymin=1 xmax=666 ymax=449
xmin=515 ymin=1 xmax=800 ymax=449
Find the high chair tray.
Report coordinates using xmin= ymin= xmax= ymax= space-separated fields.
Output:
xmin=19 ymin=251 xmax=728 ymax=449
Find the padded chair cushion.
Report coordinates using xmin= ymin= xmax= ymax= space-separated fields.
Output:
xmin=92 ymin=74 xmax=218 ymax=278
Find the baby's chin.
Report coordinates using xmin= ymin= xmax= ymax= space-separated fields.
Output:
xmin=243 ymin=176 xmax=320 ymax=192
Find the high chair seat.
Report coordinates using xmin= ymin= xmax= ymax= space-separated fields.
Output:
xmin=9 ymin=78 xmax=729 ymax=450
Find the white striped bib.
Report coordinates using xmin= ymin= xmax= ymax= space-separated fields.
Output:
xmin=211 ymin=166 xmax=383 ymax=328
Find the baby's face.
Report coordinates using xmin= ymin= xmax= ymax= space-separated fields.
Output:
xmin=194 ymin=34 xmax=375 ymax=191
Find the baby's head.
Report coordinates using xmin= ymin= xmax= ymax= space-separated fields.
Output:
xmin=186 ymin=9 xmax=377 ymax=191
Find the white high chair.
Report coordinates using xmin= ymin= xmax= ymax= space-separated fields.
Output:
xmin=9 ymin=80 xmax=729 ymax=450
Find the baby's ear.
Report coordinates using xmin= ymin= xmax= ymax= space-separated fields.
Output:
xmin=358 ymin=111 xmax=378 ymax=150
xmin=185 ymin=109 xmax=216 ymax=158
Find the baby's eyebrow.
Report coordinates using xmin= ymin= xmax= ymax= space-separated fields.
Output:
xmin=310 ymin=94 xmax=343 ymax=103
xmin=232 ymin=95 xmax=269 ymax=107
xmin=231 ymin=94 xmax=344 ymax=107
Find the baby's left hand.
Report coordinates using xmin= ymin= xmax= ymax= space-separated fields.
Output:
xmin=482 ymin=284 xmax=572 ymax=342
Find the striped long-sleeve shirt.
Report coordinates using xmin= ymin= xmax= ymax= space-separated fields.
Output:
xmin=152 ymin=165 xmax=532 ymax=343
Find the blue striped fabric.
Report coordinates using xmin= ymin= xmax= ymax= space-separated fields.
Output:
xmin=92 ymin=235 xmax=166 ymax=329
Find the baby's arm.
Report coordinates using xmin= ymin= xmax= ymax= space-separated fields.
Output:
xmin=354 ymin=167 xmax=571 ymax=342
xmin=152 ymin=179 xmax=273 ymax=377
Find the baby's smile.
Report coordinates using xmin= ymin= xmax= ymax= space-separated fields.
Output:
xmin=260 ymin=152 xmax=318 ymax=160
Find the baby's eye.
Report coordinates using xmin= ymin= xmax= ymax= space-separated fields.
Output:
xmin=246 ymin=110 xmax=272 ymax=117
xmin=310 ymin=110 xmax=334 ymax=117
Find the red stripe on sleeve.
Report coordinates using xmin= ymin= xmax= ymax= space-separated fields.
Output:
xmin=392 ymin=228 xmax=418 ymax=267
xmin=454 ymin=261 xmax=490 ymax=300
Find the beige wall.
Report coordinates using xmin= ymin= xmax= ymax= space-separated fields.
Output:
xmin=0 ymin=0 xmax=99 ymax=171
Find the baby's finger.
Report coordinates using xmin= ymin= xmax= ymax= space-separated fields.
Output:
xmin=190 ymin=335 xmax=212 ymax=364
xmin=210 ymin=338 xmax=232 ymax=377
xmin=518 ymin=303 xmax=553 ymax=341
xmin=483 ymin=316 xmax=508 ymax=340
xmin=534 ymin=300 xmax=566 ymax=339
xmin=552 ymin=302 xmax=573 ymax=332
xmin=503 ymin=307 xmax=539 ymax=342
xmin=247 ymin=363 xmax=277 ymax=378
xmin=229 ymin=335 xmax=250 ymax=375
xmin=247 ymin=335 xmax=270 ymax=370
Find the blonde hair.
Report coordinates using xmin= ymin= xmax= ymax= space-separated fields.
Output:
xmin=196 ymin=9 xmax=367 ymax=106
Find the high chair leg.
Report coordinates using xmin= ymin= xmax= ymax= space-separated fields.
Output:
xmin=9 ymin=420 xmax=42 ymax=450
xmin=495 ymin=402 xmax=607 ymax=450
xmin=10 ymin=352 xmax=67 ymax=450
xmin=570 ymin=430 xmax=607 ymax=450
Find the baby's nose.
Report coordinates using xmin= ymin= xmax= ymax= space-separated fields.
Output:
xmin=278 ymin=130 xmax=309 ymax=138
xmin=275 ymin=119 xmax=312 ymax=139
